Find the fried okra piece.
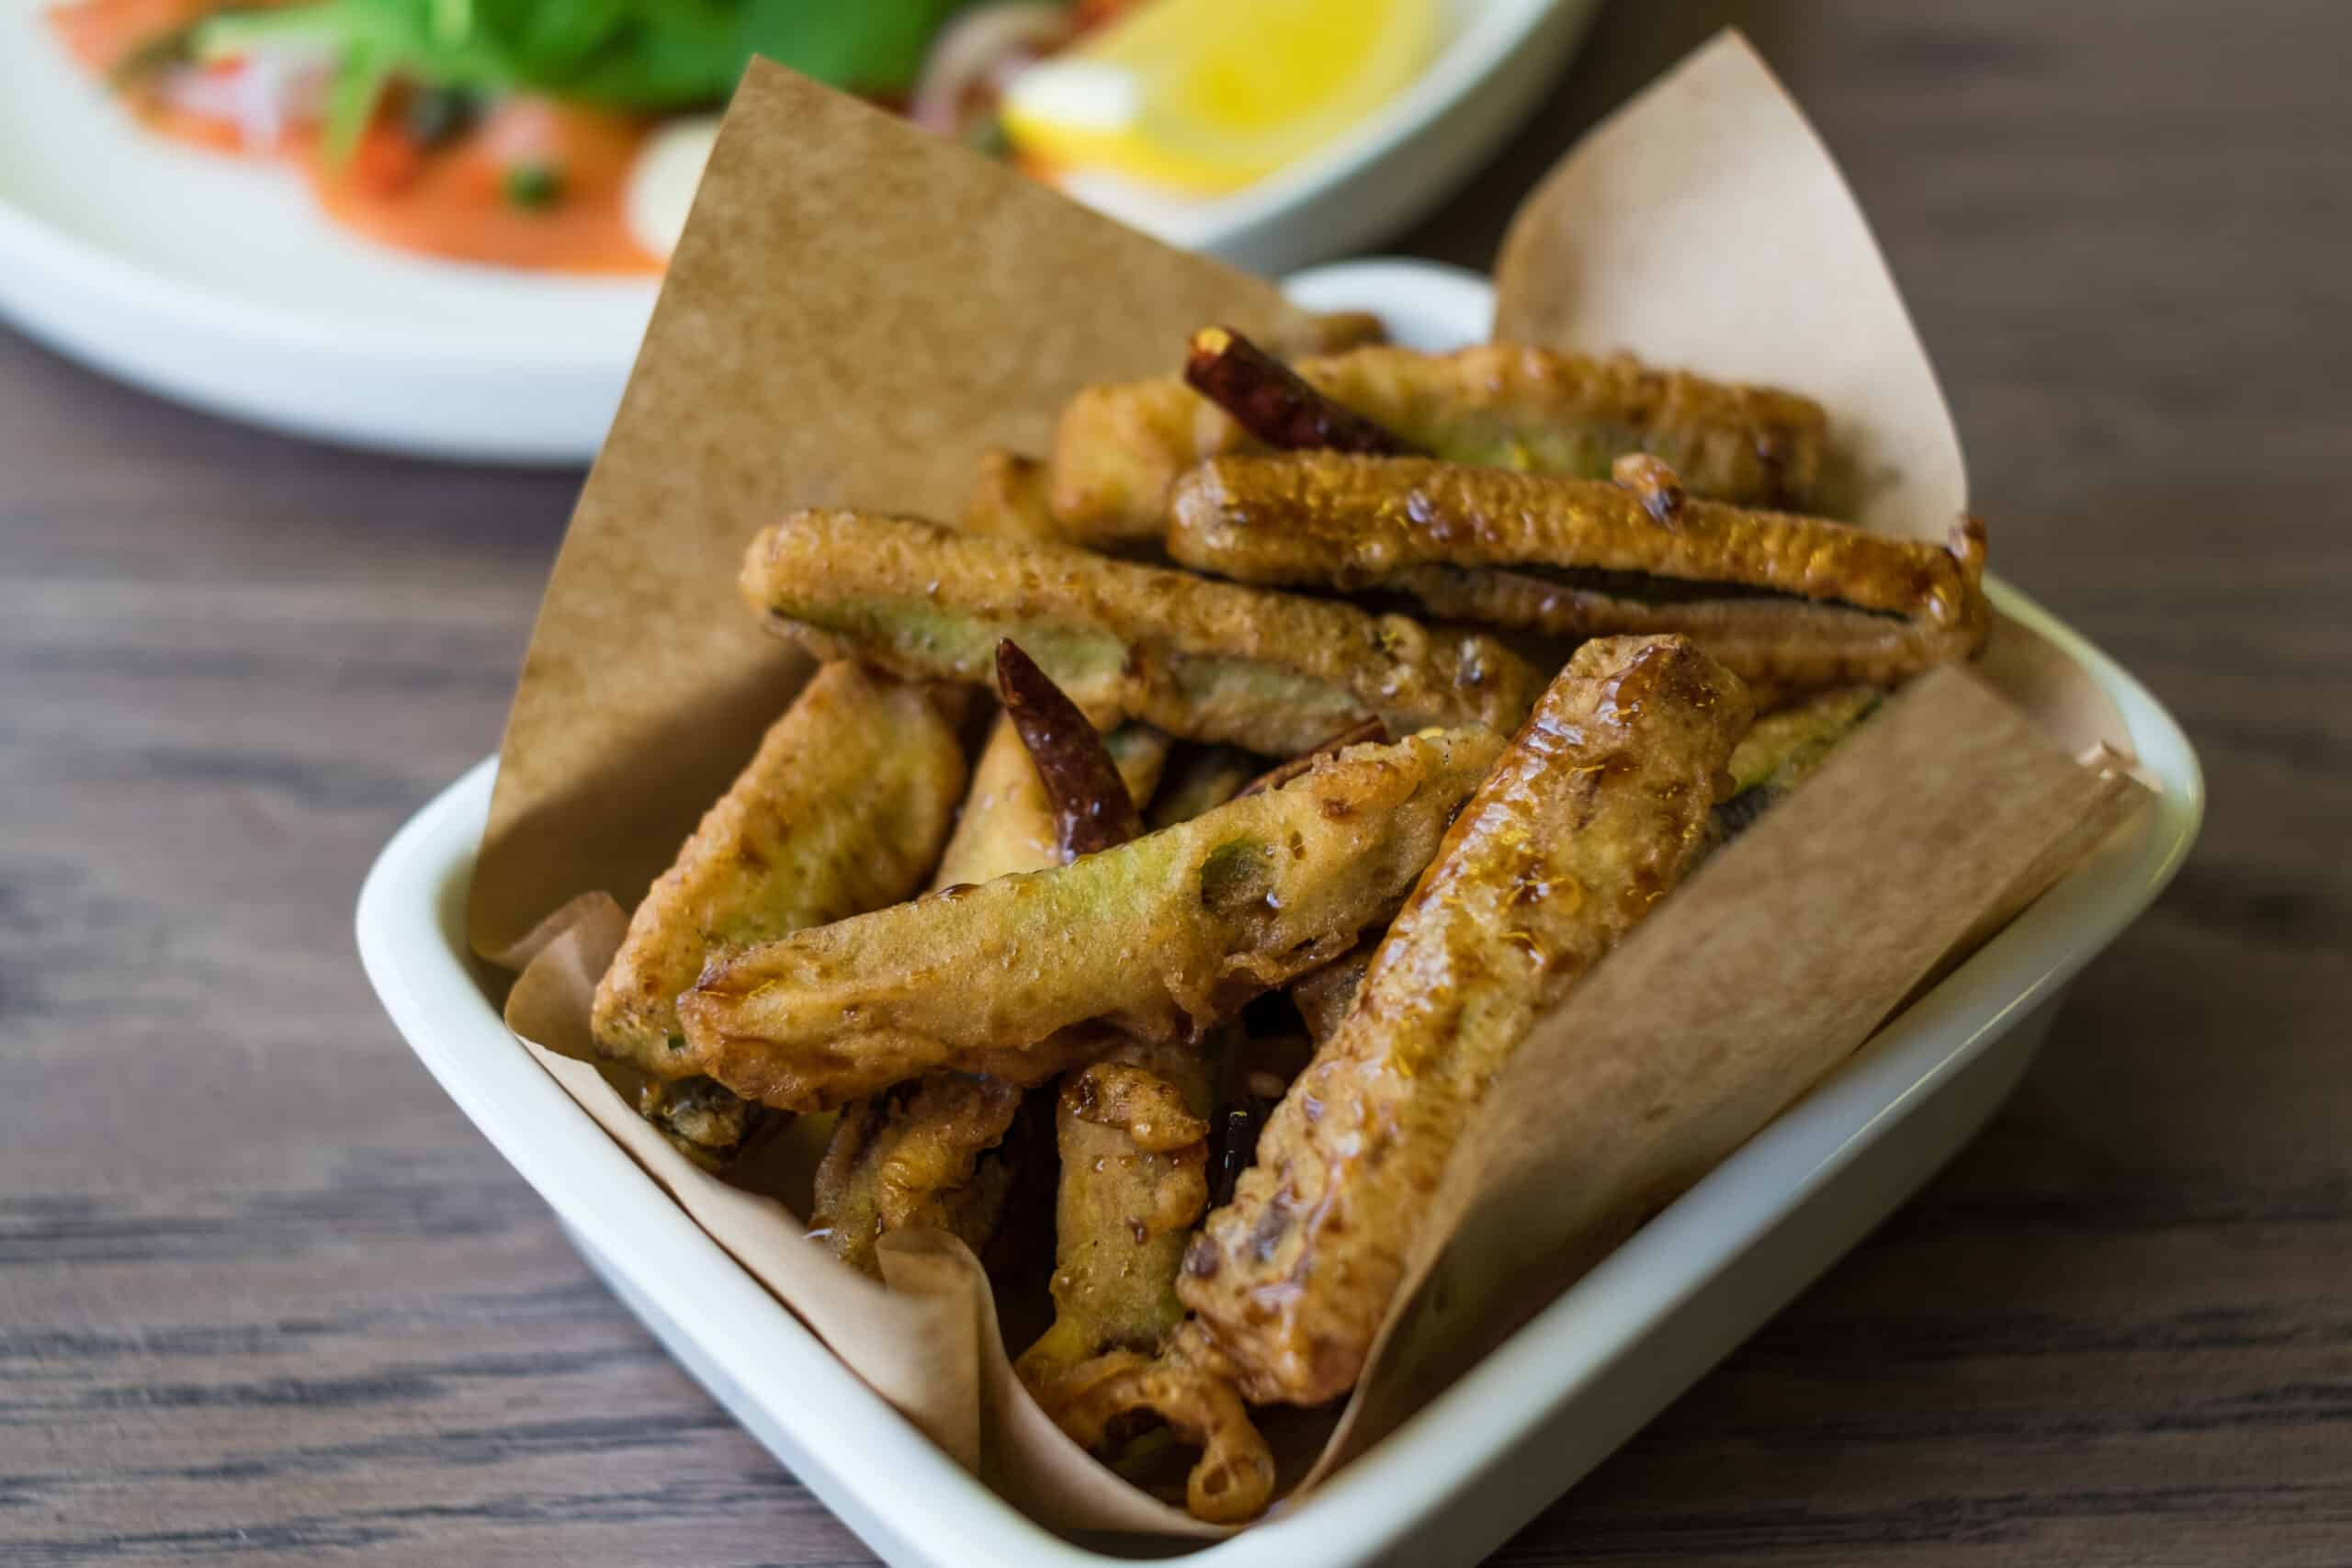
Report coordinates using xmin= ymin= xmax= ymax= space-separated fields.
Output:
xmin=739 ymin=512 xmax=1536 ymax=756
xmin=1278 ymin=690 xmax=1876 ymax=1076
xmin=1168 ymin=452 xmax=1991 ymax=694
xmin=678 ymin=727 xmax=1508 ymax=1111
xmin=1048 ymin=342 xmax=1829 ymax=548
xmin=988 ymin=659 xmax=1272 ymax=1523
xmin=1235 ymin=716 xmax=1387 ymax=799
xmin=1177 ymin=637 xmax=1751 ymax=1407
xmin=1040 ymin=1342 xmax=1276 ymax=1525
xmin=814 ymin=688 xmax=1168 ymax=1273
xmin=591 ymin=660 xmax=967 ymax=1089
xmin=635 ymin=1076 xmax=764 ymax=1171
xmin=1276 ymin=310 xmax=1388 ymax=355
xmin=1714 ymin=685 xmax=1883 ymax=840
xmin=957 ymin=448 xmax=1062 ymax=545
xmin=1019 ymin=1039 xmax=1216 ymax=1386
xmin=809 ymin=1073 xmax=1025 ymax=1277
xmin=988 ymin=650 xmax=1214 ymax=1374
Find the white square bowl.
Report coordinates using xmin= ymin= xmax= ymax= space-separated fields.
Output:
xmin=356 ymin=261 xmax=2203 ymax=1568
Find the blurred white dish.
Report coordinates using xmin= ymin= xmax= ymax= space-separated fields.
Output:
xmin=0 ymin=0 xmax=1593 ymax=464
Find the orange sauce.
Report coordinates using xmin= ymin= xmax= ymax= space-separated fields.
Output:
xmin=49 ymin=1 xmax=661 ymax=275
xmin=304 ymin=99 xmax=660 ymax=275
xmin=49 ymin=0 xmax=223 ymax=71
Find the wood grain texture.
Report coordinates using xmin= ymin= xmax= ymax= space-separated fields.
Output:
xmin=3 ymin=2 xmax=2346 ymax=1562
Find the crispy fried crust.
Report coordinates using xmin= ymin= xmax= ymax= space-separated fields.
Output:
xmin=1018 ymin=1040 xmax=1214 ymax=1387
xmin=957 ymin=449 xmax=1063 ymax=545
xmin=1727 ymin=685 xmax=1882 ymax=797
xmin=1390 ymin=560 xmax=1984 ymax=693
xmin=1048 ymin=342 xmax=1830 ymax=547
xmin=1167 ymin=452 xmax=1991 ymax=691
xmin=636 ymin=1076 xmax=768 ymax=1171
xmin=819 ymin=705 xmax=1168 ymax=1271
xmin=589 ymin=661 xmax=968 ymax=1077
xmin=810 ymin=1074 xmax=1025 ymax=1277
xmin=1033 ymin=1347 xmax=1277 ymax=1525
xmin=1710 ymin=686 xmax=1882 ymax=844
xmin=1177 ymin=637 xmax=1751 ymax=1406
xmin=676 ymin=728 xmax=1507 ymax=1111
xmin=739 ymin=512 xmax=1537 ymax=755
xmin=975 ymin=670 xmax=1272 ymax=1502
xmin=1274 ymin=310 xmax=1388 ymax=355
xmin=1235 ymin=717 xmax=1386 ymax=799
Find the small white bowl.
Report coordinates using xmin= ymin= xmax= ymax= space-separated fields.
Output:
xmin=356 ymin=261 xmax=2202 ymax=1568
xmin=0 ymin=1 xmax=1594 ymax=464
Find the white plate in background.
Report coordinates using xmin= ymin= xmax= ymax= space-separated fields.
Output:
xmin=0 ymin=0 xmax=1595 ymax=464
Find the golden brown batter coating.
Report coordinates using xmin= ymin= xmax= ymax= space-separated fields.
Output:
xmin=957 ymin=449 xmax=1063 ymax=545
xmin=809 ymin=1074 xmax=1025 ymax=1277
xmin=1170 ymin=451 xmax=1978 ymax=621
xmin=635 ymin=1076 xmax=767 ymax=1170
xmin=1018 ymin=1039 xmax=1214 ymax=1387
xmin=812 ymin=707 xmax=1168 ymax=1273
xmin=1275 ymin=310 xmax=1388 ymax=356
xmin=676 ymin=728 xmax=1506 ymax=1111
xmin=1033 ymin=1346 xmax=1276 ymax=1525
xmin=967 ymin=662 xmax=1271 ymax=1513
xmin=590 ymin=661 xmax=968 ymax=1077
xmin=739 ymin=511 xmax=1536 ymax=756
xmin=1726 ymin=686 xmax=1882 ymax=797
xmin=1048 ymin=342 xmax=1829 ymax=547
xmin=1167 ymin=451 xmax=1990 ymax=691
xmin=1176 ymin=636 xmax=1750 ymax=1407
xmin=1388 ymin=559 xmax=1984 ymax=693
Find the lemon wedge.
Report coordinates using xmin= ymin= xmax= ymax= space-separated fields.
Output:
xmin=1001 ymin=0 xmax=1440 ymax=196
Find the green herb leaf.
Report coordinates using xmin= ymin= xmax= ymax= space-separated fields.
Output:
xmin=199 ymin=0 xmax=989 ymax=117
xmin=503 ymin=160 xmax=564 ymax=207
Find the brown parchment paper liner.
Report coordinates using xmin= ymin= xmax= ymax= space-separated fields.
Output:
xmin=467 ymin=29 xmax=2153 ymax=1542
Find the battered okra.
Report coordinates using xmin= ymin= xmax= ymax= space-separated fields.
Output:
xmin=635 ymin=1076 xmax=763 ymax=1171
xmin=1019 ymin=1039 xmax=1215 ymax=1386
xmin=590 ymin=660 xmax=967 ymax=1080
xmin=1049 ymin=341 xmax=1831 ymax=547
xmin=1716 ymin=685 xmax=1883 ymax=840
xmin=677 ymin=728 xmax=1508 ymax=1111
xmin=1168 ymin=452 xmax=1991 ymax=694
xmin=957 ymin=448 xmax=1061 ymax=546
xmin=809 ymin=1074 xmax=1025 ymax=1276
xmin=1177 ymin=637 xmax=1751 ymax=1408
xmin=739 ymin=512 xmax=1536 ymax=755
xmin=813 ymin=687 xmax=1168 ymax=1274
xmin=989 ymin=649 xmax=1274 ymax=1526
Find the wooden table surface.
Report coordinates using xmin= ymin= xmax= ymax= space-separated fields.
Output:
xmin=6 ymin=3 xmax=2346 ymax=1563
